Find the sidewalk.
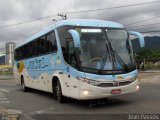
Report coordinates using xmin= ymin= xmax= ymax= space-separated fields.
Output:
xmin=140 ymin=70 xmax=160 ymax=73
xmin=139 ymin=70 xmax=160 ymax=80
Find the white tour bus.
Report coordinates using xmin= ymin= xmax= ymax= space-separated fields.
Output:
xmin=14 ymin=19 xmax=145 ymax=102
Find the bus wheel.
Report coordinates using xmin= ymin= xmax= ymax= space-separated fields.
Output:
xmin=55 ymin=80 xmax=65 ymax=103
xmin=21 ymin=77 xmax=28 ymax=92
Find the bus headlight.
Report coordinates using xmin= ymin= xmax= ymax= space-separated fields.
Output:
xmin=77 ymin=76 xmax=100 ymax=86
xmin=136 ymin=85 xmax=139 ymax=90
xmin=129 ymin=76 xmax=138 ymax=81
xmin=83 ymin=90 xmax=89 ymax=95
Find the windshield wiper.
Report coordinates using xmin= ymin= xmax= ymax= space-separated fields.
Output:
xmin=99 ymin=41 xmax=112 ymax=72
xmin=112 ymin=50 xmax=129 ymax=71
xmin=100 ymin=41 xmax=129 ymax=72
xmin=108 ymin=41 xmax=129 ymax=72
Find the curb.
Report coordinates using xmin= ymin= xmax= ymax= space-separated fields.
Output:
xmin=140 ymin=71 xmax=160 ymax=73
xmin=0 ymin=76 xmax=14 ymax=80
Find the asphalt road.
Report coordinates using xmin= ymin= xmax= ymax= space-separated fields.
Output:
xmin=0 ymin=73 xmax=160 ymax=120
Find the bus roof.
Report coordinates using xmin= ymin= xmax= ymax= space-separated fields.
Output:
xmin=16 ymin=19 xmax=124 ymax=49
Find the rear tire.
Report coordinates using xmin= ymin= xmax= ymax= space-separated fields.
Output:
xmin=21 ymin=77 xmax=28 ymax=92
xmin=55 ymin=80 xmax=65 ymax=103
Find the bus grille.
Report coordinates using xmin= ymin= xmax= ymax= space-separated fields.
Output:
xmin=97 ymin=80 xmax=134 ymax=87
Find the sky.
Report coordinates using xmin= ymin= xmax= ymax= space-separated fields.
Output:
xmin=0 ymin=0 xmax=160 ymax=53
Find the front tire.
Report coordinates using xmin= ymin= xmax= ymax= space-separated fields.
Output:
xmin=21 ymin=77 xmax=28 ymax=92
xmin=55 ymin=80 xmax=65 ymax=103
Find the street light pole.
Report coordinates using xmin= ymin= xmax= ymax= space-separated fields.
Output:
xmin=57 ymin=13 xmax=67 ymax=20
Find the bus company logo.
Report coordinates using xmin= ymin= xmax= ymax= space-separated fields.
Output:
xmin=116 ymin=76 xmax=123 ymax=79
xmin=57 ymin=56 xmax=61 ymax=64
xmin=113 ymin=81 xmax=119 ymax=86
xmin=17 ymin=62 xmax=25 ymax=73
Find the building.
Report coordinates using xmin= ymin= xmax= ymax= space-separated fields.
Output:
xmin=0 ymin=54 xmax=5 ymax=65
xmin=5 ymin=42 xmax=16 ymax=65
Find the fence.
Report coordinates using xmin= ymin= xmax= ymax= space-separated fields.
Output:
xmin=0 ymin=65 xmax=13 ymax=75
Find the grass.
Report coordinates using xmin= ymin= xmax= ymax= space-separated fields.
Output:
xmin=143 ymin=64 xmax=160 ymax=70
xmin=0 ymin=70 xmax=13 ymax=75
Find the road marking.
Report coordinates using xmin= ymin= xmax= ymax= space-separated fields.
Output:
xmin=0 ymin=89 xmax=10 ymax=104
xmin=0 ymin=100 xmax=10 ymax=104
xmin=0 ymin=98 xmax=7 ymax=100
xmin=0 ymin=89 xmax=9 ymax=93
xmin=0 ymin=101 xmax=10 ymax=103
xmin=0 ymin=92 xmax=5 ymax=97
xmin=0 ymin=95 xmax=5 ymax=97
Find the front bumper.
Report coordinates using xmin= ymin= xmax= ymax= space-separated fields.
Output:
xmin=79 ymin=80 xmax=139 ymax=100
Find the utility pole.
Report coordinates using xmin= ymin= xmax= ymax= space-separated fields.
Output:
xmin=57 ymin=13 xmax=67 ymax=20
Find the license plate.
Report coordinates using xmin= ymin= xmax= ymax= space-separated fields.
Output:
xmin=111 ymin=89 xmax=121 ymax=94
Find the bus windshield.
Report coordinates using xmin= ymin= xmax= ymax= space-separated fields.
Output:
xmin=75 ymin=28 xmax=135 ymax=71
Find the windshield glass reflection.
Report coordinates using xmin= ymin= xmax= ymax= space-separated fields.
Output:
xmin=75 ymin=28 xmax=135 ymax=71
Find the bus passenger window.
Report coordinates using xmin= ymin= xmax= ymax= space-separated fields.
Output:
xmin=46 ymin=31 xmax=57 ymax=53
xmin=61 ymin=47 xmax=67 ymax=60
xmin=67 ymin=40 xmax=77 ymax=67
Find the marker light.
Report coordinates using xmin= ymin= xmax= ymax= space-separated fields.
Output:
xmin=81 ymin=29 xmax=102 ymax=33
xmin=83 ymin=90 xmax=89 ymax=95
xmin=136 ymin=85 xmax=139 ymax=90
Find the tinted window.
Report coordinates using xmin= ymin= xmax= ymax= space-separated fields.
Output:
xmin=67 ymin=40 xmax=76 ymax=67
xmin=57 ymin=26 xmax=72 ymax=61
xmin=24 ymin=45 xmax=28 ymax=58
xmin=45 ymin=32 xmax=56 ymax=52
xmin=29 ymin=41 xmax=37 ymax=57
xmin=37 ymin=36 xmax=45 ymax=55
xmin=57 ymin=26 xmax=72 ymax=48
xmin=15 ymin=30 xmax=57 ymax=60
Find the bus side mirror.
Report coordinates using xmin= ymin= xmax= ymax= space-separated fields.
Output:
xmin=68 ymin=30 xmax=80 ymax=48
xmin=128 ymin=31 xmax=145 ymax=48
